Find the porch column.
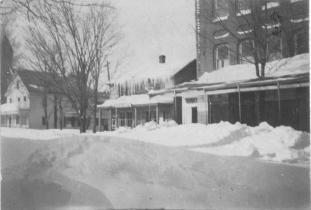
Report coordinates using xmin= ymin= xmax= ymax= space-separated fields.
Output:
xmin=148 ymin=96 xmax=151 ymax=122
xmin=115 ymin=107 xmax=118 ymax=128
xmin=277 ymin=81 xmax=281 ymax=124
xmin=134 ymin=107 xmax=137 ymax=127
xmin=156 ymin=104 xmax=159 ymax=123
xmin=237 ymin=84 xmax=242 ymax=122
xmin=98 ymin=107 xmax=101 ymax=132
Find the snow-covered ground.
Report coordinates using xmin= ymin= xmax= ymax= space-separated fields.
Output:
xmin=1 ymin=133 xmax=309 ymax=209
xmin=1 ymin=121 xmax=309 ymax=164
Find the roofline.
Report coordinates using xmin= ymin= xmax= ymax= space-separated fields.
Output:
xmin=149 ymin=73 xmax=309 ymax=96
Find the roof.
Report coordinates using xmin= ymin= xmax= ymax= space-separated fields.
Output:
xmin=197 ymin=53 xmax=309 ymax=84
xmin=113 ymin=58 xmax=196 ymax=84
xmin=99 ymin=93 xmax=174 ymax=108
xmin=16 ymin=69 xmax=60 ymax=93
xmin=149 ymin=72 xmax=309 ymax=97
xmin=174 ymin=59 xmax=197 ymax=84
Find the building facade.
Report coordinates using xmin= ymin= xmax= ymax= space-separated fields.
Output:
xmin=178 ymin=0 xmax=310 ymax=131
xmin=196 ymin=0 xmax=309 ymax=77
xmin=98 ymin=58 xmax=196 ymax=131
xmin=0 ymin=69 xmax=79 ymax=129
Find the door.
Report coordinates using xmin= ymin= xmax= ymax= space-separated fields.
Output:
xmin=8 ymin=116 xmax=12 ymax=127
xmin=192 ymin=107 xmax=198 ymax=123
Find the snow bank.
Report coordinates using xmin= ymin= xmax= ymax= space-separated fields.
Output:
xmin=198 ymin=53 xmax=309 ymax=84
xmin=3 ymin=134 xmax=309 ymax=209
xmin=1 ymin=120 xmax=309 ymax=163
xmin=0 ymin=127 xmax=80 ymax=140
xmin=108 ymin=121 xmax=309 ymax=163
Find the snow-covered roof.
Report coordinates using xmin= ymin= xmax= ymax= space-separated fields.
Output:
xmin=197 ymin=53 xmax=309 ymax=84
xmin=99 ymin=93 xmax=174 ymax=108
xmin=113 ymin=59 xmax=195 ymax=84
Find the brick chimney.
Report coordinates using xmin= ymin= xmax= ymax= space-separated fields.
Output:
xmin=159 ymin=55 xmax=166 ymax=64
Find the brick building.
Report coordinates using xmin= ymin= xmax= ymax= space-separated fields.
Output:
xmin=196 ymin=0 xmax=308 ymax=76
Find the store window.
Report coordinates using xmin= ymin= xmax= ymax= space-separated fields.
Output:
xmin=119 ymin=112 xmax=126 ymax=127
xmin=126 ymin=112 xmax=133 ymax=127
xmin=268 ymin=36 xmax=282 ymax=61
xmin=237 ymin=0 xmax=250 ymax=11
xmin=294 ymin=29 xmax=308 ymax=55
xmin=213 ymin=0 xmax=228 ymax=17
xmin=239 ymin=39 xmax=254 ymax=64
xmin=215 ymin=44 xmax=230 ymax=69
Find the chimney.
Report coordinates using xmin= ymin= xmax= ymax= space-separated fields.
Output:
xmin=159 ymin=55 xmax=166 ymax=64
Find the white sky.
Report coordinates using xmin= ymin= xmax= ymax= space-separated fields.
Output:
xmin=112 ymin=0 xmax=196 ymax=81
xmin=9 ymin=0 xmax=196 ymax=82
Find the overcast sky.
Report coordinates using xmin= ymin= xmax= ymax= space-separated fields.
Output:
xmin=111 ymin=0 xmax=196 ymax=79
xmin=9 ymin=0 xmax=196 ymax=81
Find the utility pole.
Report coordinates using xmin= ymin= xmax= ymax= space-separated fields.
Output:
xmin=106 ymin=61 xmax=111 ymax=83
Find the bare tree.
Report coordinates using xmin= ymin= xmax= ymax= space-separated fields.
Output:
xmin=26 ymin=0 xmax=119 ymax=133
xmin=200 ymin=0 xmax=288 ymax=78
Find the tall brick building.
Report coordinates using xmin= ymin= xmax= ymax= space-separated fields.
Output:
xmin=195 ymin=0 xmax=309 ymax=77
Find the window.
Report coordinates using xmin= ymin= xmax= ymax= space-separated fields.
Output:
xmin=119 ymin=112 xmax=126 ymax=127
xmin=24 ymin=96 xmax=27 ymax=102
xmin=18 ymin=97 xmax=21 ymax=102
xmin=268 ymin=36 xmax=282 ymax=61
xmin=239 ymin=39 xmax=254 ymax=64
xmin=16 ymin=116 xmax=20 ymax=124
xmin=126 ymin=112 xmax=133 ymax=127
xmin=215 ymin=44 xmax=229 ymax=69
xmin=237 ymin=0 xmax=250 ymax=11
xmin=213 ymin=0 xmax=228 ymax=17
xmin=17 ymin=81 xmax=20 ymax=89
xmin=9 ymin=98 xmax=12 ymax=103
xmin=294 ymin=30 xmax=308 ymax=55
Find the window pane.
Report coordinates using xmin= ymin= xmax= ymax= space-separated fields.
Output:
xmin=238 ymin=0 xmax=250 ymax=11
xmin=215 ymin=44 xmax=229 ymax=69
xmin=215 ymin=0 xmax=228 ymax=16
xmin=295 ymin=30 xmax=308 ymax=55
xmin=239 ymin=40 xmax=254 ymax=63
xmin=268 ymin=36 xmax=282 ymax=61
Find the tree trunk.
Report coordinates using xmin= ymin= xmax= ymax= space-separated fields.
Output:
xmin=92 ymin=87 xmax=98 ymax=133
xmin=54 ymin=95 xmax=58 ymax=128
xmin=43 ymin=93 xmax=49 ymax=129
xmin=92 ymin=103 xmax=97 ymax=133
xmin=255 ymin=62 xmax=260 ymax=77
xmin=58 ymin=97 xmax=63 ymax=130
xmin=79 ymin=104 xmax=87 ymax=133
xmin=261 ymin=62 xmax=266 ymax=78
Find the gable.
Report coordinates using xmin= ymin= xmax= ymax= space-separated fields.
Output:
xmin=5 ymin=75 xmax=29 ymax=99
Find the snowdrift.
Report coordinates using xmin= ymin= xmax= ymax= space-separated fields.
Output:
xmin=1 ymin=135 xmax=309 ymax=209
xmin=1 ymin=120 xmax=309 ymax=164
xmin=110 ymin=121 xmax=310 ymax=164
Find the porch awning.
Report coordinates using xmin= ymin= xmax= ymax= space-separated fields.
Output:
xmin=98 ymin=93 xmax=174 ymax=109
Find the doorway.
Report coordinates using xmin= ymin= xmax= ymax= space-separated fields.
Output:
xmin=192 ymin=107 xmax=198 ymax=123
